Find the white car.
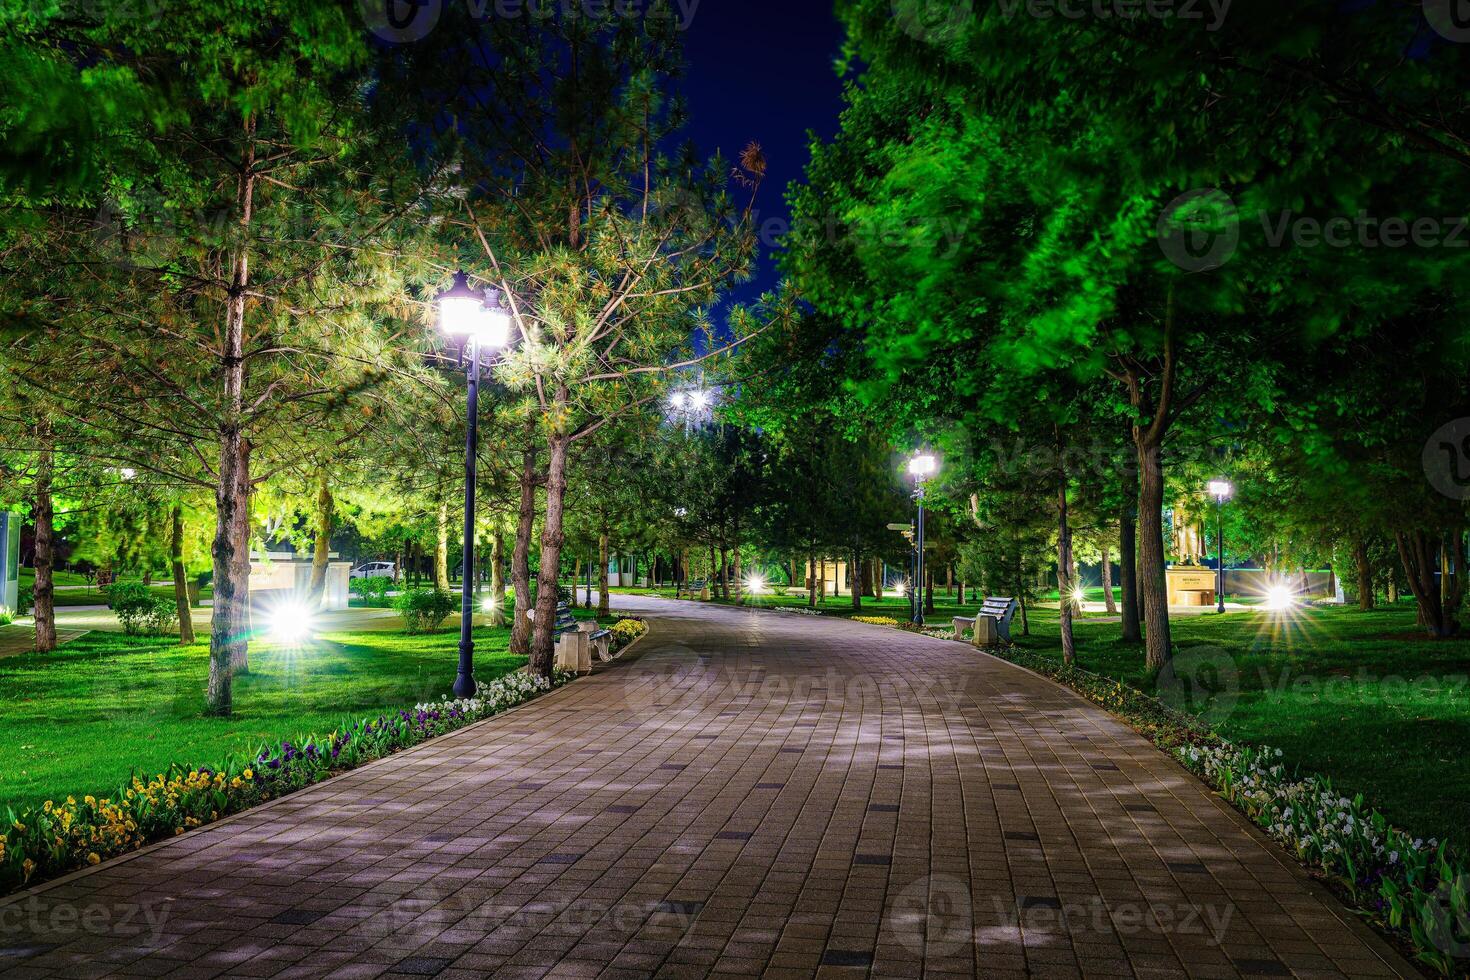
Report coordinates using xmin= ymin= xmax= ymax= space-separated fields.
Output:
xmin=351 ymin=561 xmax=397 ymax=580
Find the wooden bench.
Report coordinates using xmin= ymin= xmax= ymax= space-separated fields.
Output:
xmin=953 ymin=596 xmax=1019 ymax=646
xmin=677 ymin=578 xmax=708 ymax=599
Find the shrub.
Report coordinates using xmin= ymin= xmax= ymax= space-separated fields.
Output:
xmin=771 ymin=584 xmax=789 ymax=597
xmin=16 ymin=585 xmax=32 ymax=615
xmin=0 ymin=607 xmax=11 ymax=626
xmin=394 ymin=588 xmax=457 ymax=633
xmin=349 ymin=575 xmax=392 ymax=607
xmin=108 ymin=583 xmax=179 ymax=636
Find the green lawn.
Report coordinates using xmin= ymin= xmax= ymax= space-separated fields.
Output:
xmin=17 ymin=569 xmax=214 ymax=607
xmin=0 ymin=624 xmax=524 ymax=811
xmin=18 ymin=568 xmax=90 ymax=588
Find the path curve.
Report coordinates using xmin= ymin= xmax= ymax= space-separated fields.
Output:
xmin=0 ymin=597 xmax=1412 ymax=978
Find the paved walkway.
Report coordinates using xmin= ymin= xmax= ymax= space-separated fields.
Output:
xmin=0 ymin=598 xmax=1411 ymax=979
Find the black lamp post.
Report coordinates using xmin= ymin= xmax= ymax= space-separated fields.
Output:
xmin=1208 ymin=479 xmax=1232 ymax=614
xmin=907 ymin=453 xmax=937 ymax=625
xmin=438 ymin=272 xmax=512 ymax=697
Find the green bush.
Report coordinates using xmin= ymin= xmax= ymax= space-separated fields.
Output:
xmin=394 ymin=589 xmax=457 ymax=634
xmin=16 ymin=586 xmax=32 ymax=615
xmin=349 ymin=575 xmax=392 ymax=607
xmin=108 ymin=583 xmax=179 ymax=636
xmin=0 ymin=608 xmax=12 ymax=627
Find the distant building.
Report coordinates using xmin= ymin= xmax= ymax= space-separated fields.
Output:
xmin=0 ymin=513 xmax=18 ymax=612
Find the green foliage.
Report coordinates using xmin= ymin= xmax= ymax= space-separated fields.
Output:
xmin=348 ymin=575 xmax=392 ymax=607
xmin=16 ymin=586 xmax=32 ymax=615
xmin=105 ymin=581 xmax=178 ymax=636
xmin=393 ymin=589 xmax=457 ymax=634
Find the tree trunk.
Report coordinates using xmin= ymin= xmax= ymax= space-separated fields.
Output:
xmin=1445 ymin=528 xmax=1466 ymax=631
xmin=732 ymin=540 xmax=743 ymax=603
xmin=1120 ymin=481 xmax=1142 ymax=642
xmin=851 ymin=550 xmax=862 ymax=611
xmin=807 ymin=549 xmax=818 ymax=608
xmin=1016 ymin=572 xmax=1030 ymax=636
xmin=1353 ymin=536 xmax=1374 ymax=611
xmin=707 ymin=540 xmax=717 ymax=597
xmin=228 ymin=439 xmax=253 ymax=676
xmin=1056 ymin=445 xmax=1076 ymax=665
xmin=307 ymin=465 xmax=332 ymax=607
xmin=719 ymin=546 xmax=730 ymax=599
xmin=434 ymin=498 xmax=450 ymax=592
xmin=490 ymin=528 xmax=506 ymax=626
xmin=1100 ymin=541 xmax=1117 ymax=614
xmin=570 ymin=559 xmax=582 ymax=608
xmin=208 ymin=430 xmax=251 ymax=715
xmin=170 ymin=504 xmax=194 ymax=644
xmin=598 ymin=530 xmax=610 ymax=617
xmin=511 ymin=442 xmax=537 ymax=657
xmin=31 ymin=423 xmax=57 ymax=653
xmin=530 ymin=422 xmax=570 ymax=677
xmin=1137 ymin=438 xmax=1171 ymax=668
xmin=1395 ymin=529 xmax=1453 ymax=636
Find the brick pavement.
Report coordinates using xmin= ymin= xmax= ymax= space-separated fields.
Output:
xmin=0 ymin=597 xmax=1414 ymax=978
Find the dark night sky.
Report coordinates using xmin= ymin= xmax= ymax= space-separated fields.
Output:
xmin=678 ymin=0 xmax=848 ymax=308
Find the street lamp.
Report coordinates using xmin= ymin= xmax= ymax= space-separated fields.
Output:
xmin=907 ymin=453 xmax=938 ymax=625
xmin=668 ymin=386 xmax=715 ymax=431
xmin=1208 ymin=479 xmax=1232 ymax=613
xmin=438 ymin=271 xmax=512 ymax=697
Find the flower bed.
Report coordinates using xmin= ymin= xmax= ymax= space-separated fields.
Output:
xmin=852 ymin=615 xmax=901 ymax=626
xmin=608 ymin=616 xmax=647 ymax=648
xmin=988 ymin=645 xmax=1468 ymax=975
xmin=0 ymin=668 xmax=574 ymax=896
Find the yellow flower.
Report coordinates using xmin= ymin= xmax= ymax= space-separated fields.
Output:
xmin=21 ymin=858 xmax=34 ymax=881
xmin=65 ymin=796 xmax=75 ymax=806
xmin=242 ymin=768 xmax=253 ymax=780
xmin=42 ymin=801 xmax=53 ymax=813
xmin=12 ymin=821 xmax=24 ymax=833
xmin=84 ymin=796 xmax=96 ymax=807
xmin=87 ymin=853 xmax=100 ymax=865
